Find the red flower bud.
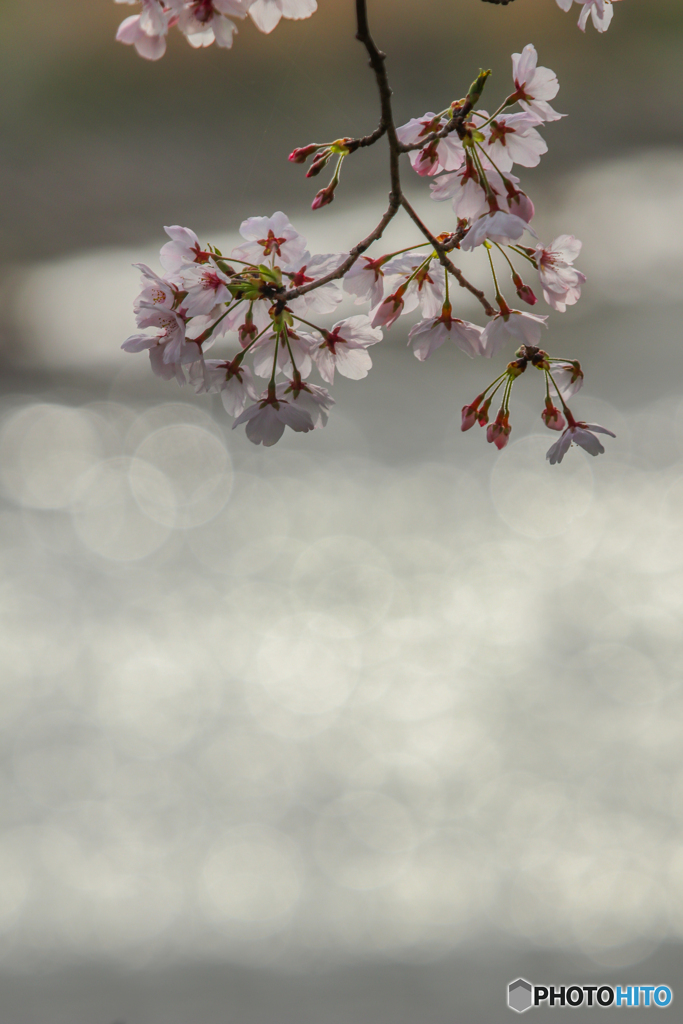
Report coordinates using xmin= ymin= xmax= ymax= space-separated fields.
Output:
xmin=461 ymin=404 xmax=479 ymax=431
xmin=311 ymin=183 xmax=337 ymax=209
xmin=477 ymin=397 xmax=492 ymax=427
xmin=541 ymin=398 xmax=566 ymax=431
xmin=289 ymin=144 xmax=321 ymax=164
xmin=486 ymin=411 xmax=511 ymax=450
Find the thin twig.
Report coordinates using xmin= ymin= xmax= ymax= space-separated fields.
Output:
xmin=283 ymin=0 xmax=493 ymax=319
xmin=400 ymin=195 xmax=496 ymax=316
xmin=281 ymin=198 xmax=400 ymax=303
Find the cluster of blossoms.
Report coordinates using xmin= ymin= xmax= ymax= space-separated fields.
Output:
xmin=123 ymin=42 xmax=615 ymax=464
xmin=118 ymin=0 xmax=626 ymax=466
xmin=114 ymin=0 xmax=623 ymax=61
xmin=115 ymin=0 xmax=316 ymax=59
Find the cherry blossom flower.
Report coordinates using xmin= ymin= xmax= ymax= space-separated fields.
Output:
xmin=284 ymin=251 xmax=347 ymax=315
xmin=548 ymin=361 xmax=584 ymax=401
xmin=535 ymin=234 xmax=586 ymax=312
xmin=231 ymin=212 xmax=307 ymax=267
xmin=160 ymin=225 xmax=211 ymax=274
xmin=343 ymin=256 xmax=391 ymax=309
xmin=311 ymin=315 xmax=382 ymax=384
xmin=408 ymin=307 xmax=483 ymax=360
xmin=546 ymin=421 xmax=616 ymax=464
xmin=556 ymin=0 xmax=622 ymax=33
xmin=122 ymin=306 xmax=200 ymax=383
xmin=189 ymin=358 xmax=257 ymax=415
xmin=461 ymin=210 xmax=534 ymax=251
xmin=282 ymin=379 xmax=334 ymax=428
xmin=480 ymin=309 xmax=548 ymax=358
xmin=396 ymin=113 xmax=464 ymax=177
xmin=115 ymin=0 xmax=168 ymax=61
xmin=176 ymin=262 xmax=232 ymax=316
xmin=477 ymin=110 xmax=548 ymax=172
xmin=232 ymin=384 xmax=315 ymax=445
xmin=248 ymin=0 xmax=317 ymax=35
xmin=510 ymin=44 xmax=564 ymax=123
xmin=371 ymin=291 xmax=406 ymax=328
xmin=380 ymin=253 xmax=445 ymax=318
xmin=250 ymin=328 xmax=316 ymax=379
xmin=173 ymin=0 xmax=248 ymax=49
xmin=429 ymin=159 xmax=512 ymax=222
xmin=132 ymin=263 xmax=176 ymax=312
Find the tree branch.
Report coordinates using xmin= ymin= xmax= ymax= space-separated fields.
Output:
xmin=282 ymin=0 xmax=494 ymax=320
xmin=400 ymin=195 xmax=496 ymax=316
xmin=355 ymin=0 xmax=401 ymax=198
xmin=281 ymin=198 xmax=400 ymax=303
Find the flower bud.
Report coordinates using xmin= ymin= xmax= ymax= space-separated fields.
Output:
xmin=461 ymin=403 xmax=479 ymax=431
xmin=541 ymin=398 xmax=566 ymax=431
xmin=466 ymin=69 xmax=491 ymax=108
xmin=306 ymin=150 xmax=332 ymax=178
xmin=288 ymin=144 xmax=321 ymax=164
xmin=477 ymin=397 xmax=492 ymax=427
xmin=311 ymin=182 xmax=337 ymax=209
xmin=486 ymin=412 xmax=511 ymax=450
xmin=512 ymin=273 xmax=537 ymax=306
xmin=507 ymin=189 xmax=535 ymax=224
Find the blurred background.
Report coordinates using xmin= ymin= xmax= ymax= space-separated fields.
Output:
xmin=1 ymin=1 xmax=683 ymax=1021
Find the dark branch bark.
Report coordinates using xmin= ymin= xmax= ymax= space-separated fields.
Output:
xmin=281 ymin=197 xmax=400 ymax=303
xmin=355 ymin=0 xmax=401 ymax=198
xmin=282 ymin=0 xmax=493 ymax=319
xmin=400 ymin=196 xmax=496 ymax=316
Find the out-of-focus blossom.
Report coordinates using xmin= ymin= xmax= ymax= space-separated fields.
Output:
xmin=233 ymin=384 xmax=315 ymax=445
xmin=556 ymin=0 xmax=622 ymax=33
xmin=232 ymin=212 xmax=307 ymax=267
xmin=170 ymin=0 xmax=249 ymax=49
xmin=408 ymin=308 xmax=483 ymax=360
xmin=248 ymin=0 xmax=317 ymax=34
xmin=535 ymin=235 xmax=586 ymax=312
xmin=546 ymin=421 xmax=616 ymax=464
xmin=480 ymin=309 xmax=548 ymax=358
xmin=312 ymin=315 xmax=382 ymax=384
xmin=115 ymin=0 xmax=168 ymax=60
xmin=511 ymin=44 xmax=564 ymax=123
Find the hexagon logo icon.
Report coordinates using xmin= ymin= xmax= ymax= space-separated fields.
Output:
xmin=508 ymin=978 xmax=533 ymax=1013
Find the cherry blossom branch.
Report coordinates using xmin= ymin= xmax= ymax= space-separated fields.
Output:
xmin=400 ymin=195 xmax=497 ymax=316
xmin=118 ymin=0 xmax=617 ymax=462
xmin=281 ymin=197 xmax=400 ymax=303
xmin=354 ymin=0 xmax=401 ymax=198
xmin=286 ymin=0 xmax=492 ymax=317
